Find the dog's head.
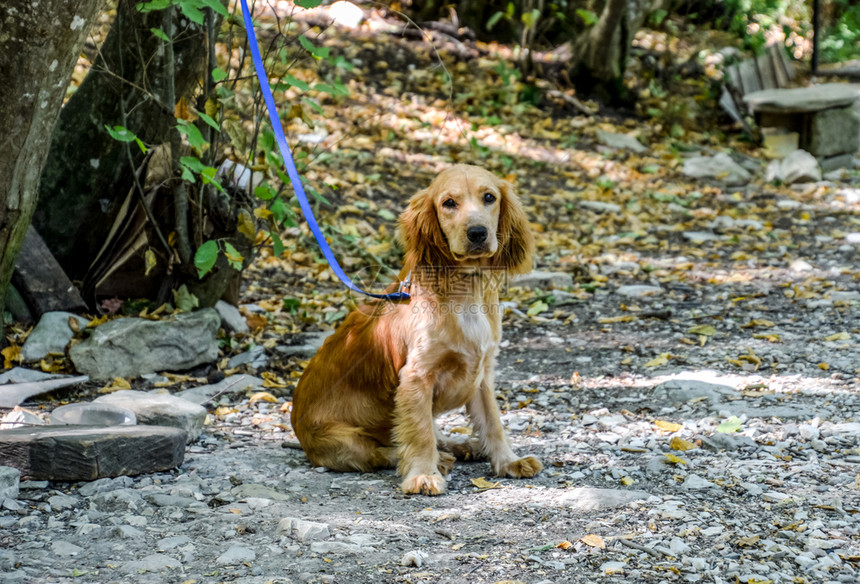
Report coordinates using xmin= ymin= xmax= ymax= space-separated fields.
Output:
xmin=398 ymin=164 xmax=534 ymax=275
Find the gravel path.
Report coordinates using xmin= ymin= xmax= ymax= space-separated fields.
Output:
xmin=3 ymin=298 xmax=860 ymax=583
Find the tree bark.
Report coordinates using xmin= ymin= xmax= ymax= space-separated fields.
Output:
xmin=0 ymin=0 xmax=104 ymax=339
xmin=33 ymin=0 xmax=209 ymax=282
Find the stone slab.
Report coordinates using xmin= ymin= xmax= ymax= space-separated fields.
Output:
xmin=0 ymin=375 xmax=90 ymax=408
xmin=0 ymin=425 xmax=186 ymax=481
xmin=744 ymin=83 xmax=860 ymax=114
xmin=94 ymin=390 xmax=206 ymax=443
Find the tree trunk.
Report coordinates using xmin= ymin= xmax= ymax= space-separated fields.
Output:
xmin=33 ymin=0 xmax=209 ymax=282
xmin=0 ymin=0 xmax=104 ymax=339
xmin=569 ymin=0 xmax=661 ymax=100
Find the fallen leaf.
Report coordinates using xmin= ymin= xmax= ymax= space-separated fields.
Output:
xmin=620 ymin=476 xmax=634 ymax=486
xmin=556 ymin=540 xmax=573 ymax=549
xmin=688 ymin=324 xmax=716 ymax=336
xmin=742 ymin=318 xmax=775 ymax=328
xmin=598 ymin=315 xmax=637 ymax=323
xmin=823 ymin=332 xmax=850 ymax=342
xmin=736 ymin=534 xmax=760 ymax=547
xmin=716 ymin=415 xmax=742 ymax=433
xmin=670 ymin=436 xmax=697 ymax=451
xmin=664 ymin=453 xmax=687 ymax=465
xmin=580 ymin=534 xmax=606 ymax=548
xmin=527 ymin=300 xmax=548 ymax=317
xmin=818 ymin=362 xmax=830 ymax=370
xmin=654 ymin=420 xmax=682 ymax=433
xmin=644 ymin=353 xmax=671 ymax=367
xmin=471 ymin=477 xmax=501 ymax=490
xmin=249 ymin=391 xmax=278 ymax=405
xmin=1 ymin=345 xmax=21 ymax=369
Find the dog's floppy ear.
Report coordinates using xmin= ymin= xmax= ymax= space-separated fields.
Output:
xmin=398 ymin=187 xmax=453 ymax=268
xmin=492 ymin=180 xmax=534 ymax=275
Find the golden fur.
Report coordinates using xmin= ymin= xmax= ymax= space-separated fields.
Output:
xmin=290 ymin=165 xmax=543 ymax=495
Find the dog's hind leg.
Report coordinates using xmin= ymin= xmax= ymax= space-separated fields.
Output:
xmin=300 ymin=424 xmax=397 ymax=472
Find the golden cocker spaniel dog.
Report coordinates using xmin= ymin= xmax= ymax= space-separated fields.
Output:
xmin=290 ymin=164 xmax=543 ymax=495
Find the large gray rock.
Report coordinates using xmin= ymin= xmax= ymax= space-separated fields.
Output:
xmin=776 ymin=149 xmax=822 ymax=184
xmin=20 ymin=311 xmax=90 ymax=362
xmin=69 ymin=309 xmax=220 ymax=379
xmin=810 ymin=105 xmax=860 ymax=158
xmin=94 ymin=390 xmax=207 ymax=443
xmin=596 ymin=129 xmax=647 ymax=153
xmin=682 ymin=153 xmax=751 ymax=185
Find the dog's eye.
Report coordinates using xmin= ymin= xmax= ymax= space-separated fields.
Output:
xmin=483 ymin=192 xmax=497 ymax=204
xmin=442 ymin=198 xmax=457 ymax=209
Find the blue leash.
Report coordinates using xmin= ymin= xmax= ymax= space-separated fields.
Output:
xmin=238 ymin=0 xmax=409 ymax=302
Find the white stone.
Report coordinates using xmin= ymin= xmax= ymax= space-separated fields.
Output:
xmin=682 ymin=153 xmax=751 ymax=184
xmin=616 ymin=285 xmax=663 ymax=298
xmin=94 ymin=390 xmax=206 ymax=443
xmin=278 ymin=517 xmax=331 ymax=542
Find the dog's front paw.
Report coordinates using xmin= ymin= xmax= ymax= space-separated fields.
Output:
xmin=497 ymin=456 xmax=543 ymax=479
xmin=401 ymin=473 xmax=446 ymax=495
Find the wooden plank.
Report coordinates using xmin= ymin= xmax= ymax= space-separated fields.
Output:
xmin=12 ymin=226 xmax=87 ymax=316
xmin=0 ymin=425 xmax=186 ymax=481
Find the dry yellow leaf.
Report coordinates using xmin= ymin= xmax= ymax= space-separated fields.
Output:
xmin=1 ymin=345 xmax=21 ymax=369
xmin=664 ymin=453 xmax=687 ymax=465
xmin=215 ymin=406 xmax=237 ymax=417
xmin=249 ymin=391 xmax=278 ymax=405
xmin=556 ymin=540 xmax=573 ymax=550
xmin=40 ymin=358 xmax=65 ymax=373
xmin=670 ymin=436 xmax=697 ymax=451
xmin=261 ymin=371 xmax=288 ymax=388
xmin=87 ymin=315 xmax=109 ymax=328
xmin=470 ymin=477 xmax=501 ymax=490
xmin=598 ymin=315 xmax=637 ymax=324
xmin=688 ymin=324 xmax=716 ymax=336
xmin=620 ymin=476 xmax=634 ymax=486
xmin=737 ymin=535 xmax=760 ymax=547
xmin=823 ymin=332 xmax=850 ymax=342
xmin=818 ymin=362 xmax=830 ymax=370
xmin=580 ymin=534 xmax=606 ymax=549
xmin=654 ymin=420 xmax=683 ymax=433
xmin=254 ymin=207 xmax=273 ymax=220
xmin=742 ymin=319 xmax=775 ymax=328
xmin=144 ymin=248 xmax=157 ymax=277
xmin=644 ymin=353 xmax=671 ymax=367
xmin=279 ymin=401 xmax=293 ymax=413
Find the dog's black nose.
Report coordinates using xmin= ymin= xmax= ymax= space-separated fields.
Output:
xmin=466 ymin=225 xmax=488 ymax=244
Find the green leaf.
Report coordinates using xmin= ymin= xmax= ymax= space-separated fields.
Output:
xmin=298 ymin=35 xmax=329 ymax=58
xmin=105 ymin=125 xmax=139 ymax=143
xmin=282 ymin=297 xmax=300 ymax=313
xmin=301 ymin=96 xmax=324 ymax=115
xmin=486 ymin=11 xmax=505 ymax=31
xmin=137 ymin=0 xmax=171 ymax=13
xmin=270 ymin=197 xmax=287 ymax=224
xmin=378 ymin=209 xmax=396 ymax=221
xmin=172 ymin=284 xmax=200 ymax=312
xmin=576 ymin=8 xmax=598 ymax=26
xmin=527 ymin=300 xmax=548 ymax=317
xmin=197 ymin=112 xmax=220 ymax=131
xmin=271 ymin=231 xmax=285 ymax=257
xmin=521 ymin=8 xmax=540 ymax=29
xmin=180 ymin=155 xmax=206 ymax=172
xmin=285 ymin=74 xmax=310 ymax=91
xmin=176 ymin=119 xmax=208 ymax=151
xmin=295 ymin=0 xmax=321 ymax=7
xmin=254 ymin=183 xmax=277 ymax=201
xmin=150 ymin=27 xmax=170 ymax=41
xmin=194 ymin=240 xmax=218 ymax=278
xmin=211 ymin=67 xmax=228 ymax=82
xmin=716 ymin=416 xmax=742 ymax=434
xmin=197 ymin=0 xmax=228 ymax=16
xmin=177 ymin=0 xmax=204 ymax=24
xmin=223 ymin=242 xmax=244 ymax=270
